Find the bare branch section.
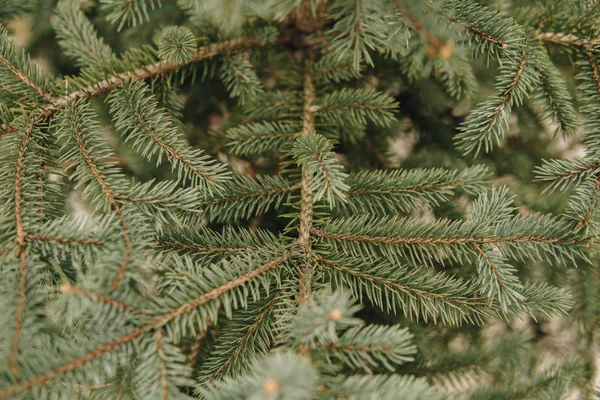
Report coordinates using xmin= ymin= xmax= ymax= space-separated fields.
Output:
xmin=297 ymin=62 xmax=317 ymax=305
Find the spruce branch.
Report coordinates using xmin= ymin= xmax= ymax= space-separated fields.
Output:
xmin=55 ymin=101 xmax=133 ymax=288
xmin=198 ymin=292 xmax=285 ymax=383
xmin=9 ymin=118 xmax=36 ymax=375
xmin=60 ymin=283 xmax=151 ymax=318
xmin=0 ymin=1 xmax=595 ymax=396
xmin=194 ymin=175 xmax=299 ymax=223
xmin=0 ymin=329 xmax=146 ymax=399
xmin=292 ymin=132 xmax=349 ymax=207
xmin=0 ymin=37 xmax=260 ymax=130
xmin=51 ymin=1 xmax=117 ymax=70
xmin=0 ymin=28 xmax=51 ymax=106
xmin=109 ymin=79 xmax=229 ymax=192
xmin=0 ymin=252 xmax=291 ymax=398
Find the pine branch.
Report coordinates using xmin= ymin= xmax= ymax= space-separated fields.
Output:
xmin=156 ymin=226 xmax=287 ymax=264
xmin=313 ymin=88 xmax=398 ymax=128
xmin=0 ymin=28 xmax=51 ymax=106
xmin=101 ymin=0 xmax=162 ymax=31
xmin=0 ymin=252 xmax=290 ymax=398
xmin=51 ymin=1 xmax=117 ymax=70
xmin=538 ymin=32 xmax=600 ymax=49
xmin=198 ymin=292 xmax=284 ymax=383
xmin=152 ymin=252 xmax=291 ymax=329
xmin=226 ymin=121 xmax=301 ymax=156
xmin=323 ymin=374 xmax=445 ymax=399
xmin=109 ymin=80 xmax=229 ymax=192
xmin=0 ymin=37 xmax=260 ymax=128
xmin=54 ymin=101 xmax=132 ymax=288
xmin=319 ymin=255 xmax=492 ymax=325
xmin=343 ymin=165 xmax=489 ymax=214
xmin=320 ymin=324 xmax=416 ymax=372
xmin=0 ymin=329 xmax=146 ymax=399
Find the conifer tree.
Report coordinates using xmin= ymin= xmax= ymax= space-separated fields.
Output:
xmin=0 ymin=0 xmax=598 ymax=399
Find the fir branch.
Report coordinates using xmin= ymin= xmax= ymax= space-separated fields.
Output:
xmin=319 ymin=255 xmax=492 ymax=325
xmin=292 ymin=132 xmax=349 ymax=207
xmin=455 ymin=38 xmax=541 ymax=155
xmin=0 ymin=329 xmax=145 ymax=399
xmin=195 ymin=176 xmax=299 ymax=223
xmin=0 ymin=37 xmax=260 ymax=129
xmin=226 ymin=121 xmax=301 ymax=156
xmin=9 ymin=118 xmax=36 ymax=375
xmin=52 ymin=38 xmax=258 ymax=109
xmin=343 ymin=165 xmax=489 ymax=214
xmin=0 ymin=28 xmax=51 ymax=105
xmin=0 ymin=253 xmax=290 ymax=398
xmin=313 ymin=210 xmax=586 ymax=268
xmin=51 ymin=1 xmax=117 ymax=70
xmin=154 ymin=330 xmax=170 ymax=400
xmin=152 ymin=252 xmax=291 ymax=328
xmin=323 ymin=373 xmax=445 ymax=399
xmin=156 ymin=226 xmax=287 ymax=264
xmin=320 ymin=324 xmax=417 ymax=372
xmin=199 ymin=292 xmax=284 ymax=383
xmin=536 ymin=58 xmax=578 ymax=136
xmin=537 ymin=32 xmax=600 ymax=49
xmin=109 ymin=80 xmax=229 ymax=191
xmin=438 ymin=0 xmax=523 ymax=52
xmin=313 ymin=88 xmax=398 ymax=128
xmin=62 ymin=103 xmax=132 ymax=288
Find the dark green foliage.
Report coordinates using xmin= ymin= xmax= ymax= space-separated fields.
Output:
xmin=0 ymin=0 xmax=598 ymax=399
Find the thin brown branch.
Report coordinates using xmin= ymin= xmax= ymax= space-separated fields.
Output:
xmin=186 ymin=321 xmax=212 ymax=369
xmin=127 ymin=97 xmax=214 ymax=182
xmin=475 ymin=49 xmax=527 ymax=138
xmin=345 ymin=178 xmax=465 ymax=196
xmin=45 ymin=38 xmax=260 ymax=116
xmin=197 ymin=183 xmax=301 ymax=208
xmin=10 ymin=119 xmax=36 ymax=375
xmin=0 ymin=54 xmax=52 ymax=102
xmin=26 ymin=233 xmax=103 ymax=247
xmin=473 ymin=244 xmax=504 ymax=290
xmin=60 ymin=283 xmax=150 ymax=317
xmin=213 ymin=292 xmax=281 ymax=381
xmin=322 ymin=343 xmax=392 ymax=352
xmin=152 ymin=252 xmax=290 ymax=328
xmin=393 ymin=0 xmax=444 ymax=53
xmin=538 ymin=32 xmax=600 ymax=49
xmin=156 ymin=240 xmax=261 ymax=254
xmin=0 ymin=38 xmax=261 ymax=135
xmin=312 ymin=228 xmax=579 ymax=246
xmin=320 ymin=256 xmax=489 ymax=307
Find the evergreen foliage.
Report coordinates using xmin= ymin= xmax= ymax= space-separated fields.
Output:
xmin=0 ymin=0 xmax=598 ymax=399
